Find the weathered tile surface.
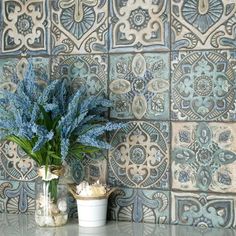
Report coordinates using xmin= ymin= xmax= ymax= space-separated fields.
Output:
xmin=172 ymin=122 xmax=236 ymax=193
xmin=109 ymin=53 xmax=170 ymax=120
xmin=109 ymin=188 xmax=170 ymax=224
xmin=51 ymin=55 xmax=107 ymax=97
xmin=108 ymin=121 xmax=169 ymax=189
xmin=109 ymin=0 xmax=170 ymax=52
xmin=0 ymin=0 xmax=50 ymax=55
xmin=171 ymin=191 xmax=236 ymax=228
xmin=51 ymin=0 xmax=108 ymax=54
xmin=0 ymin=180 xmax=35 ymax=214
xmin=171 ymin=50 xmax=236 ymax=121
xmin=171 ymin=0 xmax=236 ymax=50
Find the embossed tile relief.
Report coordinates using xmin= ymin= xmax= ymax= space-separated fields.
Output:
xmin=51 ymin=55 xmax=107 ymax=97
xmin=171 ymin=191 xmax=236 ymax=228
xmin=172 ymin=122 xmax=236 ymax=193
xmin=171 ymin=0 xmax=236 ymax=50
xmin=108 ymin=121 xmax=169 ymax=189
xmin=109 ymin=53 xmax=170 ymax=120
xmin=0 ymin=0 xmax=50 ymax=55
xmin=109 ymin=0 xmax=170 ymax=52
xmin=109 ymin=188 xmax=170 ymax=224
xmin=51 ymin=0 xmax=108 ymax=54
xmin=0 ymin=181 xmax=35 ymax=214
xmin=171 ymin=50 xmax=236 ymax=121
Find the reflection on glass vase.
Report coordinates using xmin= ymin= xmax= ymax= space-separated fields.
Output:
xmin=35 ymin=166 xmax=68 ymax=227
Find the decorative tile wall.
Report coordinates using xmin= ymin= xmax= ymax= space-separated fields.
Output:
xmin=0 ymin=0 xmax=236 ymax=230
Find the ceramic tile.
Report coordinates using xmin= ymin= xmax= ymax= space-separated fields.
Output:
xmin=171 ymin=191 xmax=236 ymax=228
xmin=0 ymin=57 xmax=49 ymax=182
xmin=108 ymin=121 xmax=169 ymax=189
xmin=109 ymin=0 xmax=170 ymax=52
xmin=51 ymin=55 xmax=107 ymax=97
xmin=109 ymin=53 xmax=170 ymax=120
xmin=172 ymin=122 xmax=236 ymax=193
xmin=0 ymin=0 xmax=50 ymax=55
xmin=108 ymin=188 xmax=170 ymax=224
xmin=171 ymin=50 xmax=236 ymax=121
xmin=0 ymin=180 xmax=35 ymax=214
xmin=51 ymin=0 xmax=108 ymax=54
xmin=171 ymin=0 xmax=236 ymax=50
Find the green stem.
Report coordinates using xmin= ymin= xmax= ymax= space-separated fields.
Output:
xmin=49 ymin=179 xmax=59 ymax=202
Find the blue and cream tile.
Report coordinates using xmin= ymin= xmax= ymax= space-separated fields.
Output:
xmin=0 ymin=57 xmax=50 ymax=92
xmin=172 ymin=122 xmax=236 ymax=193
xmin=171 ymin=191 xmax=236 ymax=228
xmin=171 ymin=0 xmax=236 ymax=50
xmin=108 ymin=188 xmax=170 ymax=224
xmin=0 ymin=180 xmax=35 ymax=214
xmin=109 ymin=53 xmax=170 ymax=120
xmin=109 ymin=0 xmax=170 ymax=52
xmin=108 ymin=121 xmax=169 ymax=189
xmin=171 ymin=50 xmax=236 ymax=121
xmin=51 ymin=55 xmax=107 ymax=97
xmin=51 ymin=0 xmax=108 ymax=54
xmin=0 ymin=0 xmax=50 ymax=55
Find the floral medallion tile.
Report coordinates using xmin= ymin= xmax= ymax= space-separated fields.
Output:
xmin=0 ymin=0 xmax=50 ymax=55
xmin=171 ymin=50 xmax=236 ymax=121
xmin=0 ymin=180 xmax=35 ymax=214
xmin=51 ymin=55 xmax=107 ymax=97
xmin=108 ymin=188 xmax=170 ymax=224
xmin=171 ymin=0 xmax=236 ymax=50
xmin=0 ymin=58 xmax=49 ymax=182
xmin=171 ymin=191 xmax=236 ymax=228
xmin=51 ymin=0 xmax=108 ymax=54
xmin=108 ymin=121 xmax=169 ymax=189
xmin=109 ymin=53 xmax=170 ymax=120
xmin=172 ymin=122 xmax=236 ymax=193
xmin=109 ymin=0 xmax=170 ymax=52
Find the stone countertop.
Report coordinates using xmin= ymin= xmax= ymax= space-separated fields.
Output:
xmin=0 ymin=213 xmax=235 ymax=236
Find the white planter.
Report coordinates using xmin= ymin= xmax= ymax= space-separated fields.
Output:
xmin=77 ymin=198 xmax=108 ymax=227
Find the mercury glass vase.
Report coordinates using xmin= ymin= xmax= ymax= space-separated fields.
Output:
xmin=35 ymin=166 xmax=68 ymax=227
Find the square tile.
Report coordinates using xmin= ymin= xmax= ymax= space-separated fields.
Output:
xmin=172 ymin=122 xmax=236 ymax=193
xmin=171 ymin=0 xmax=236 ymax=50
xmin=108 ymin=187 xmax=170 ymax=224
xmin=109 ymin=53 xmax=170 ymax=120
xmin=109 ymin=0 xmax=170 ymax=52
xmin=51 ymin=0 xmax=108 ymax=54
xmin=0 ymin=180 xmax=35 ymax=214
xmin=171 ymin=50 xmax=236 ymax=121
xmin=171 ymin=191 xmax=236 ymax=228
xmin=0 ymin=0 xmax=50 ymax=55
xmin=108 ymin=121 xmax=170 ymax=189
xmin=51 ymin=55 xmax=108 ymax=97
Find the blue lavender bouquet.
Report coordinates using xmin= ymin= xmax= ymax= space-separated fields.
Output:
xmin=0 ymin=62 xmax=122 ymax=200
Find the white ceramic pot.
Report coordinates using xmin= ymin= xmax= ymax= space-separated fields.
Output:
xmin=77 ymin=198 xmax=108 ymax=227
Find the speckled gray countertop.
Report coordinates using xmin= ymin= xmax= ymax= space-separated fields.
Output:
xmin=0 ymin=213 xmax=235 ymax=236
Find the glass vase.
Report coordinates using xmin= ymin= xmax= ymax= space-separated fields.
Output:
xmin=35 ymin=166 xmax=68 ymax=227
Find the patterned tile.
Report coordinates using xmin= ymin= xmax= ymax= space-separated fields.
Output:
xmin=172 ymin=122 xmax=236 ymax=193
xmin=51 ymin=55 xmax=107 ymax=97
xmin=171 ymin=50 xmax=236 ymax=121
xmin=0 ymin=180 xmax=35 ymax=214
xmin=108 ymin=188 xmax=170 ymax=224
xmin=0 ymin=57 xmax=49 ymax=181
xmin=171 ymin=191 xmax=236 ymax=228
xmin=109 ymin=53 xmax=170 ymax=120
xmin=0 ymin=0 xmax=50 ymax=55
xmin=171 ymin=0 xmax=236 ymax=50
xmin=108 ymin=121 xmax=169 ymax=189
xmin=109 ymin=0 xmax=170 ymax=52
xmin=51 ymin=0 xmax=108 ymax=54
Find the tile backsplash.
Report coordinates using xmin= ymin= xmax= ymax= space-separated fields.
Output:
xmin=0 ymin=0 xmax=236 ymax=229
